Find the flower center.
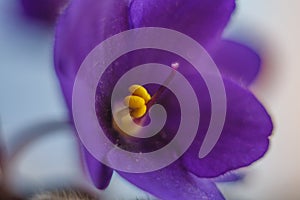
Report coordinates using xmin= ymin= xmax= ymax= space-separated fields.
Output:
xmin=112 ymin=63 xmax=179 ymax=136
xmin=125 ymin=62 xmax=179 ymax=119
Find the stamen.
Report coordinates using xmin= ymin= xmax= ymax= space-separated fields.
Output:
xmin=123 ymin=85 xmax=151 ymax=118
xmin=124 ymin=95 xmax=146 ymax=109
xmin=129 ymin=85 xmax=151 ymax=103
xmin=117 ymin=62 xmax=179 ymax=121
xmin=112 ymin=63 xmax=179 ymax=136
xmin=130 ymin=105 xmax=147 ymax=119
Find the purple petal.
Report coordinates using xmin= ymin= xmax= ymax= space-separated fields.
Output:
xmin=20 ymin=0 xmax=69 ymax=23
xmin=211 ymin=40 xmax=261 ymax=86
xmin=182 ymin=78 xmax=273 ymax=178
xmin=54 ymin=0 xmax=130 ymax=109
xmin=54 ymin=0 xmax=130 ymax=188
xmin=82 ymin=147 xmax=113 ymax=189
xmin=130 ymin=0 xmax=235 ymax=47
xmin=118 ymin=162 xmax=224 ymax=200
xmin=95 ymin=49 xmax=272 ymax=177
xmin=54 ymin=0 xmax=272 ymax=193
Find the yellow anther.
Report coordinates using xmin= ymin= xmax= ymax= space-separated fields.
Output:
xmin=115 ymin=65 xmax=178 ymax=133
xmin=130 ymin=105 xmax=147 ymax=118
xmin=123 ymin=84 xmax=152 ymax=119
xmin=129 ymin=85 xmax=151 ymax=104
xmin=124 ymin=95 xmax=145 ymax=109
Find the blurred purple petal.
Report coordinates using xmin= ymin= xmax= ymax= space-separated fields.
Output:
xmin=54 ymin=0 xmax=130 ymax=110
xmin=82 ymin=147 xmax=113 ymax=189
xmin=211 ymin=40 xmax=261 ymax=86
xmin=118 ymin=162 xmax=224 ymax=200
xmin=54 ymin=0 xmax=130 ymax=188
xmin=130 ymin=0 xmax=235 ymax=48
xmin=20 ymin=0 xmax=69 ymax=23
xmin=182 ymin=78 xmax=272 ymax=178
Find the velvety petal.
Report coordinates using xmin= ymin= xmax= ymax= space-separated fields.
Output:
xmin=118 ymin=162 xmax=224 ymax=200
xmin=54 ymin=0 xmax=130 ymax=187
xmin=82 ymin=147 xmax=113 ymax=189
xmin=95 ymin=48 xmax=271 ymax=178
xmin=182 ymin=78 xmax=273 ymax=178
xmin=211 ymin=40 xmax=261 ymax=86
xmin=20 ymin=0 xmax=69 ymax=23
xmin=54 ymin=0 xmax=272 ymax=195
xmin=54 ymin=0 xmax=130 ymax=110
xmin=129 ymin=0 xmax=235 ymax=48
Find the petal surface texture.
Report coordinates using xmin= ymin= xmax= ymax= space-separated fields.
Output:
xmin=129 ymin=0 xmax=236 ymax=47
xmin=211 ymin=40 xmax=261 ymax=86
xmin=54 ymin=0 xmax=130 ymax=187
xmin=119 ymin=162 xmax=225 ymax=200
xmin=182 ymin=77 xmax=272 ymax=177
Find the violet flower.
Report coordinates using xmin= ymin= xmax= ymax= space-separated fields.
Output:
xmin=20 ymin=0 xmax=69 ymax=24
xmin=54 ymin=0 xmax=273 ymax=199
